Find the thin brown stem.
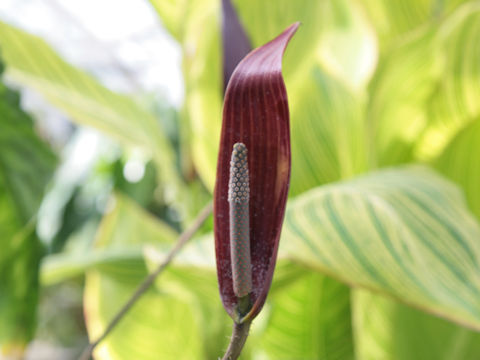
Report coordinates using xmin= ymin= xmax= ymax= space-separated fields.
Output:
xmin=222 ymin=320 xmax=252 ymax=360
xmin=79 ymin=202 xmax=213 ymax=360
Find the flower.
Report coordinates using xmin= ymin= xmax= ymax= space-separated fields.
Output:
xmin=214 ymin=22 xmax=299 ymax=322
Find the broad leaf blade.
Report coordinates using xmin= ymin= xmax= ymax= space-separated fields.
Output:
xmin=85 ymin=271 xmax=204 ymax=360
xmin=435 ymin=119 xmax=480 ymax=220
xmin=357 ymin=0 xmax=465 ymax=48
xmin=353 ymin=289 xmax=480 ymax=360
xmin=81 ymin=195 xmax=315 ymax=359
xmin=259 ymin=272 xmax=354 ymax=360
xmin=367 ymin=27 xmax=440 ymax=166
xmin=153 ymin=0 xmax=373 ymax=192
xmin=233 ymin=0 xmax=376 ymax=88
xmin=83 ymin=195 xmax=213 ymax=359
xmin=290 ymin=66 xmax=367 ymax=195
xmin=282 ymin=166 xmax=480 ymax=330
xmin=368 ymin=4 xmax=480 ymax=165
xmin=418 ymin=4 xmax=480 ymax=159
xmin=178 ymin=0 xmax=222 ymax=191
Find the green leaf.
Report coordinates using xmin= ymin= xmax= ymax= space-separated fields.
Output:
xmin=418 ymin=3 xmax=480 ymax=159
xmin=83 ymin=203 xmax=199 ymax=360
xmin=149 ymin=0 xmax=223 ymax=193
xmin=231 ymin=1 xmax=373 ymax=192
xmin=148 ymin=0 xmax=195 ymax=41
xmin=290 ymin=66 xmax=367 ymax=195
xmin=353 ymin=289 xmax=480 ymax=360
xmin=367 ymin=27 xmax=441 ymax=166
xmin=42 ymin=193 xmax=177 ymax=284
xmin=41 ymin=247 xmax=145 ymax=286
xmin=231 ymin=0 xmax=325 ymax=79
xmin=0 ymin=72 xmax=56 ymax=351
xmin=42 ymin=189 xmax=212 ymax=285
xmin=170 ymin=0 xmax=221 ymax=192
xmin=233 ymin=0 xmax=376 ymax=88
xmin=144 ymin=252 xmax=230 ymax=359
xmin=85 ymin=271 xmax=205 ymax=360
xmin=281 ymin=166 xmax=480 ymax=330
xmin=0 ymin=21 xmax=181 ymax=193
xmin=151 ymin=0 xmax=374 ymax=192
xmin=75 ymin=194 xmax=308 ymax=359
xmin=258 ymin=272 xmax=354 ymax=360
xmin=368 ymin=3 xmax=480 ymax=165
xmin=435 ymin=119 xmax=480 ymax=219
xmin=0 ymin=228 xmax=43 ymax=355
xmin=357 ymin=0 xmax=466 ymax=48
xmin=82 ymin=195 xmax=229 ymax=359
xmin=148 ymin=0 xmax=224 ymax=191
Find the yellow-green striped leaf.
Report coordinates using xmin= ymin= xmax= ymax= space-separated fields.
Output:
xmin=79 ymin=194 xmax=348 ymax=359
xmin=290 ymin=66 xmax=367 ymax=195
xmin=356 ymin=0 xmax=466 ymax=49
xmin=233 ymin=0 xmax=377 ymax=89
xmin=367 ymin=27 xmax=441 ymax=166
xmin=150 ymin=0 xmax=373 ymax=192
xmin=282 ymin=166 xmax=480 ymax=330
xmin=259 ymin=272 xmax=354 ymax=360
xmin=418 ymin=3 xmax=480 ymax=159
xmin=85 ymin=270 xmax=205 ymax=360
xmin=368 ymin=3 xmax=480 ymax=165
xmin=82 ymin=194 xmax=226 ymax=360
xmin=435 ymin=119 xmax=480 ymax=220
xmin=353 ymin=289 xmax=480 ymax=360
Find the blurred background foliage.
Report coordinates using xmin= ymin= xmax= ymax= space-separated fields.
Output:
xmin=1 ymin=0 xmax=480 ymax=359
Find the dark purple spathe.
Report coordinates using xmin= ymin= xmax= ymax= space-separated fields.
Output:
xmin=214 ymin=22 xmax=299 ymax=321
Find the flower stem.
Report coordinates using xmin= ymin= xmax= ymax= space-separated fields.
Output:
xmin=222 ymin=320 xmax=252 ymax=360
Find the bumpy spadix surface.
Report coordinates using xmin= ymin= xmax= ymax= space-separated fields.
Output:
xmin=228 ymin=143 xmax=252 ymax=298
xmin=214 ymin=22 xmax=299 ymax=320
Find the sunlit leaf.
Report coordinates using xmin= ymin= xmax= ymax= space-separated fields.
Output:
xmin=314 ymin=0 xmax=377 ymax=89
xmin=179 ymin=0 xmax=222 ymax=191
xmin=144 ymin=249 xmax=230 ymax=359
xmin=353 ymin=289 xmax=480 ymax=360
xmin=282 ymin=166 xmax=480 ymax=330
xmin=418 ymin=3 xmax=480 ymax=159
xmin=231 ymin=0 xmax=325 ymax=80
xmin=357 ymin=0 xmax=466 ymax=48
xmin=259 ymin=272 xmax=354 ymax=360
xmin=148 ymin=0 xmax=193 ymax=41
xmin=367 ymin=27 xmax=440 ymax=166
xmin=233 ymin=0 xmax=376 ymax=88
xmin=151 ymin=0 xmax=375 ymax=192
xmin=83 ymin=195 xmax=210 ymax=360
xmin=76 ymin=194 xmax=306 ymax=359
xmin=290 ymin=66 xmax=367 ymax=195
xmin=435 ymin=119 xmax=480 ymax=219
xmin=85 ymin=271 xmax=205 ymax=360
xmin=368 ymin=3 xmax=480 ymax=165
